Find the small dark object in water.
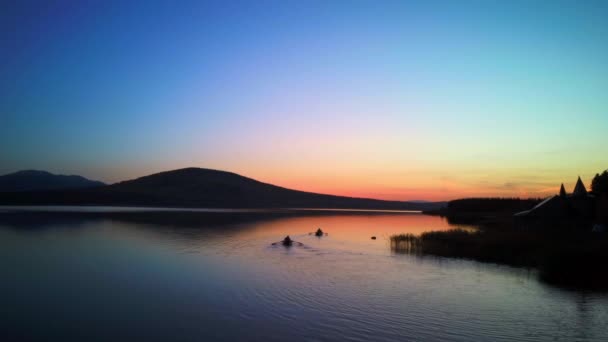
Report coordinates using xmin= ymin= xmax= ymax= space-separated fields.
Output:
xmin=271 ymin=236 xmax=302 ymax=247
xmin=371 ymin=236 xmax=377 ymax=240
xmin=315 ymin=228 xmax=324 ymax=237
xmin=282 ymin=235 xmax=293 ymax=246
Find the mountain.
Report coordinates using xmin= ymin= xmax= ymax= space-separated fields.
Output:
xmin=0 ymin=167 xmax=445 ymax=210
xmin=0 ymin=170 xmax=105 ymax=192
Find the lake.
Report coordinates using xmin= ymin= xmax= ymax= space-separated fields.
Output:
xmin=1 ymin=207 xmax=607 ymax=341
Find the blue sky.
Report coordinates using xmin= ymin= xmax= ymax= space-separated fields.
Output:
xmin=1 ymin=0 xmax=607 ymax=200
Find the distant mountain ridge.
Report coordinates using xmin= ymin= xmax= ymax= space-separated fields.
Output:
xmin=0 ymin=167 xmax=445 ymax=210
xmin=0 ymin=170 xmax=105 ymax=192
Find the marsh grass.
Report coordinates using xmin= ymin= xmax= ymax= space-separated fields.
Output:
xmin=391 ymin=228 xmax=608 ymax=290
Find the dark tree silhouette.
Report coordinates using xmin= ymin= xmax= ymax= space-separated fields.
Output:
xmin=591 ymin=170 xmax=608 ymax=195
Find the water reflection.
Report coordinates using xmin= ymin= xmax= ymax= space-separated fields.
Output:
xmin=0 ymin=209 xmax=607 ymax=341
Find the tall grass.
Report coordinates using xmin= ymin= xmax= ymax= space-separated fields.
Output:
xmin=391 ymin=228 xmax=608 ymax=290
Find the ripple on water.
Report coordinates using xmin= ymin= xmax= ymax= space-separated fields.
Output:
xmin=1 ymin=210 xmax=607 ymax=341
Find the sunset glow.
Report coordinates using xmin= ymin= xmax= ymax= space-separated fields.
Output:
xmin=1 ymin=1 xmax=607 ymax=201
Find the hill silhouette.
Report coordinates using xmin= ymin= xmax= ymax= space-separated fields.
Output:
xmin=0 ymin=167 xmax=444 ymax=210
xmin=0 ymin=170 xmax=105 ymax=192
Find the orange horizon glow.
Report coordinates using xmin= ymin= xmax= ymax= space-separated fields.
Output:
xmin=82 ymin=162 xmax=601 ymax=202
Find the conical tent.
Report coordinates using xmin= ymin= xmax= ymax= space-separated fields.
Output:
xmin=559 ymin=183 xmax=566 ymax=197
xmin=572 ymin=177 xmax=587 ymax=196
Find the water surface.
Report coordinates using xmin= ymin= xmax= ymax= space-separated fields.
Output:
xmin=1 ymin=207 xmax=606 ymax=341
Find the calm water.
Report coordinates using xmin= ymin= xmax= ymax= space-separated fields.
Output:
xmin=1 ymin=207 xmax=607 ymax=341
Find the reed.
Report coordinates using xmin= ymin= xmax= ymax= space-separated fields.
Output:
xmin=391 ymin=228 xmax=608 ymax=290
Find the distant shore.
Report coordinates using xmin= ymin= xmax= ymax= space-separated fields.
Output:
xmin=0 ymin=167 xmax=446 ymax=212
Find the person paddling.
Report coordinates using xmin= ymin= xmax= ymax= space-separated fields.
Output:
xmin=282 ymin=235 xmax=293 ymax=246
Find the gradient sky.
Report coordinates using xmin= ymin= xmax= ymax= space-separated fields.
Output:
xmin=1 ymin=0 xmax=607 ymax=201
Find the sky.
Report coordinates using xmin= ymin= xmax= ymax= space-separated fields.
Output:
xmin=1 ymin=0 xmax=607 ymax=201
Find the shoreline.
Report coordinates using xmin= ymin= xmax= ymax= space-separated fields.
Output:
xmin=391 ymin=212 xmax=608 ymax=291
